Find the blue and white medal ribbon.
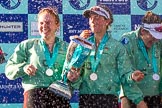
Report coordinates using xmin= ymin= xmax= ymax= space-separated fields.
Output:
xmin=41 ymin=39 xmax=59 ymax=76
xmin=138 ymin=38 xmax=159 ymax=80
xmin=90 ymin=32 xmax=108 ymax=81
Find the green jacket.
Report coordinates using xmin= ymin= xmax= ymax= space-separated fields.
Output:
xmin=5 ymin=37 xmax=68 ymax=92
xmin=64 ymin=32 xmax=143 ymax=104
xmin=120 ymin=28 xmax=162 ymax=96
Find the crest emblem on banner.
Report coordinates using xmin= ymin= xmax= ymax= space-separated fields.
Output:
xmin=137 ymin=0 xmax=157 ymax=11
xmin=1 ymin=0 xmax=21 ymax=10
xmin=69 ymin=0 xmax=90 ymax=10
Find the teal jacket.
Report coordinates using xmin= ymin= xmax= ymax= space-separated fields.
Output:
xmin=120 ymin=28 xmax=162 ymax=96
xmin=64 ymin=32 xmax=143 ymax=104
xmin=5 ymin=37 xmax=68 ymax=92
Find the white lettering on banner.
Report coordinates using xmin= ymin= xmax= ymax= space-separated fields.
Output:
xmin=69 ymin=30 xmax=82 ymax=34
xmin=31 ymin=21 xmax=39 ymax=36
xmin=0 ymin=22 xmax=23 ymax=32
xmin=77 ymin=30 xmax=82 ymax=34
xmin=100 ymin=0 xmax=128 ymax=2
xmin=36 ymin=0 xmax=62 ymax=3
xmin=0 ymin=84 xmax=22 ymax=90
xmin=134 ymin=24 xmax=141 ymax=30
xmin=69 ymin=30 xmax=77 ymax=33
xmin=114 ymin=24 xmax=128 ymax=32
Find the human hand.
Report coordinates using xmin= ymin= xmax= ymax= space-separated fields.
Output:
xmin=131 ymin=70 xmax=145 ymax=82
xmin=80 ymin=30 xmax=91 ymax=39
xmin=137 ymin=100 xmax=148 ymax=108
xmin=23 ymin=64 xmax=37 ymax=76
xmin=67 ymin=67 xmax=80 ymax=82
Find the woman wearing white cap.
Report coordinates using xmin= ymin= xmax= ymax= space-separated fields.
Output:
xmin=63 ymin=5 xmax=147 ymax=108
xmin=120 ymin=11 xmax=162 ymax=108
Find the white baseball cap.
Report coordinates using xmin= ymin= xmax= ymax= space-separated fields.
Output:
xmin=83 ymin=6 xmax=110 ymax=19
xmin=143 ymin=23 xmax=162 ymax=39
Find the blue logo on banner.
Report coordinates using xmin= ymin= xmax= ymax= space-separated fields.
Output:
xmin=137 ymin=0 xmax=157 ymax=11
xmin=0 ymin=0 xmax=21 ymax=10
xmin=63 ymin=14 xmax=89 ymax=42
xmin=0 ymin=14 xmax=28 ymax=43
xmin=69 ymin=0 xmax=90 ymax=10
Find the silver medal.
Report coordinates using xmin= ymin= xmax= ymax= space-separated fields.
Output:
xmin=152 ymin=73 xmax=160 ymax=81
xmin=46 ymin=68 xmax=53 ymax=76
xmin=90 ymin=73 xmax=98 ymax=81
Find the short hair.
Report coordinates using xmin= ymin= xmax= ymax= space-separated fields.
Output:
xmin=98 ymin=4 xmax=113 ymax=25
xmin=141 ymin=11 xmax=161 ymax=24
xmin=38 ymin=6 xmax=60 ymax=24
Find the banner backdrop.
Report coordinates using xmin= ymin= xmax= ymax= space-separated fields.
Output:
xmin=0 ymin=0 xmax=162 ymax=108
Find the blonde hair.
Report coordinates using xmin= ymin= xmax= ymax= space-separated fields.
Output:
xmin=142 ymin=11 xmax=161 ymax=24
xmin=38 ymin=7 xmax=60 ymax=24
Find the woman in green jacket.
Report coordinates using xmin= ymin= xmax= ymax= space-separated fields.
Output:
xmin=5 ymin=7 xmax=71 ymax=108
xmin=120 ymin=11 xmax=162 ymax=108
xmin=63 ymin=4 xmax=147 ymax=108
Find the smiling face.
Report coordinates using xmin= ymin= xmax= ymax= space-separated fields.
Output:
xmin=38 ymin=10 xmax=60 ymax=42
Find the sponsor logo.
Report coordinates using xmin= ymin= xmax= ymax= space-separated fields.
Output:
xmin=69 ymin=0 xmax=90 ymax=10
xmin=0 ymin=22 xmax=23 ymax=32
xmin=137 ymin=0 xmax=157 ymax=11
xmin=0 ymin=0 xmax=21 ymax=10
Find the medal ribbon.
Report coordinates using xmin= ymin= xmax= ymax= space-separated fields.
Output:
xmin=40 ymin=38 xmax=59 ymax=68
xmin=90 ymin=32 xmax=109 ymax=72
xmin=138 ymin=38 xmax=158 ymax=74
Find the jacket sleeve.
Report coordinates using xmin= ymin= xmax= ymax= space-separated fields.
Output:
xmin=5 ymin=40 xmax=29 ymax=80
xmin=159 ymin=40 xmax=162 ymax=94
xmin=117 ymin=44 xmax=143 ymax=104
xmin=160 ymin=59 xmax=162 ymax=95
